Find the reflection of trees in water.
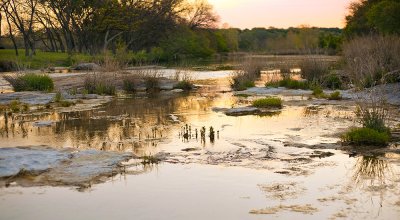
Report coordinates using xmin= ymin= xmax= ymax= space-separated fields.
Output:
xmin=0 ymin=94 xmax=218 ymax=153
xmin=353 ymin=155 xmax=393 ymax=187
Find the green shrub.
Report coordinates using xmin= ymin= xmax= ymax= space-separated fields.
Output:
xmin=231 ymin=77 xmax=255 ymax=91
xmin=342 ymin=127 xmax=390 ymax=146
xmin=312 ymin=86 xmax=324 ymax=97
xmin=174 ymin=80 xmax=193 ymax=91
xmin=324 ymin=74 xmax=342 ymax=89
xmin=356 ymin=107 xmax=389 ymax=133
xmin=266 ymin=78 xmax=309 ymax=90
xmin=4 ymin=74 xmax=54 ymax=92
xmin=252 ymin=97 xmax=283 ymax=108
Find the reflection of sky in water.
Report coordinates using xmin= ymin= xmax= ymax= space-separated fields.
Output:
xmin=0 ymin=91 xmax=354 ymax=156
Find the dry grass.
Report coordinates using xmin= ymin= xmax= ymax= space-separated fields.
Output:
xmin=343 ymin=35 xmax=400 ymax=88
xmin=231 ymin=58 xmax=265 ymax=91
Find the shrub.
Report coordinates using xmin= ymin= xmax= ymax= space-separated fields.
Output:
xmin=312 ymin=86 xmax=324 ymax=97
xmin=4 ymin=74 xmax=54 ymax=92
xmin=122 ymin=78 xmax=137 ymax=94
xmin=343 ymin=35 xmax=400 ymax=88
xmin=252 ymin=97 xmax=283 ymax=108
xmin=323 ymin=73 xmax=343 ymax=89
xmin=84 ymin=74 xmax=116 ymax=95
xmin=266 ymin=78 xmax=309 ymax=90
xmin=356 ymin=106 xmax=389 ymax=133
xmin=342 ymin=127 xmax=390 ymax=146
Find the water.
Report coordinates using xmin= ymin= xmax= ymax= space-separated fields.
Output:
xmin=0 ymin=69 xmax=399 ymax=219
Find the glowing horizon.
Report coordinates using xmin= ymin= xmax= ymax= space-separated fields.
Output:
xmin=208 ymin=0 xmax=353 ymax=29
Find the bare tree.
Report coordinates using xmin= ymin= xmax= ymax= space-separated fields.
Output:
xmin=185 ymin=0 xmax=218 ymax=29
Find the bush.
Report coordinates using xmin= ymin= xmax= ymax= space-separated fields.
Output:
xmin=312 ymin=86 xmax=324 ymax=97
xmin=266 ymin=78 xmax=309 ymax=90
xmin=323 ymin=73 xmax=343 ymax=89
xmin=84 ymin=74 xmax=116 ymax=95
xmin=356 ymin=106 xmax=389 ymax=133
xmin=122 ymin=78 xmax=137 ymax=94
xmin=4 ymin=74 xmax=54 ymax=92
xmin=252 ymin=97 xmax=283 ymax=108
xmin=342 ymin=127 xmax=390 ymax=146
xmin=343 ymin=35 xmax=400 ymax=88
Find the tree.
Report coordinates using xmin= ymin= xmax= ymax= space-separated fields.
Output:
xmin=2 ymin=0 xmax=38 ymax=56
xmin=344 ymin=0 xmax=400 ymax=36
xmin=185 ymin=0 xmax=218 ymax=29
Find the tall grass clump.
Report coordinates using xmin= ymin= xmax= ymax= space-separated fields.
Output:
xmin=266 ymin=78 xmax=309 ymax=90
xmin=343 ymin=35 xmax=400 ymax=88
xmin=231 ymin=58 xmax=264 ymax=91
xmin=4 ymin=73 xmax=54 ymax=92
xmin=342 ymin=127 xmax=389 ymax=146
xmin=252 ymin=97 xmax=283 ymax=108
xmin=342 ymin=91 xmax=391 ymax=147
xmin=173 ymin=68 xmax=194 ymax=91
xmin=84 ymin=73 xmax=116 ymax=95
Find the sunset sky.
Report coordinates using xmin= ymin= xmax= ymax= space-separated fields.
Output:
xmin=208 ymin=0 xmax=353 ymax=29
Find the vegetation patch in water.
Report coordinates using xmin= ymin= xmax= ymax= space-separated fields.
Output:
xmin=252 ymin=97 xmax=283 ymax=108
xmin=342 ymin=127 xmax=390 ymax=147
xmin=266 ymin=78 xmax=310 ymax=90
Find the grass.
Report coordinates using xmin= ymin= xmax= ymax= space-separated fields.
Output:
xmin=342 ymin=127 xmax=390 ymax=147
xmin=0 ymin=49 xmax=92 ymax=69
xmin=266 ymin=78 xmax=310 ymax=90
xmin=84 ymin=74 xmax=116 ymax=95
xmin=252 ymin=97 xmax=283 ymax=108
xmin=327 ymin=91 xmax=342 ymax=100
xmin=4 ymin=74 xmax=54 ymax=92
xmin=122 ymin=77 xmax=137 ymax=94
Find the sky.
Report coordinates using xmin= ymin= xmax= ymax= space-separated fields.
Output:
xmin=208 ymin=0 xmax=354 ymax=29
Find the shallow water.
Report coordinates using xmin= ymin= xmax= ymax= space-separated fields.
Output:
xmin=0 ymin=72 xmax=400 ymax=219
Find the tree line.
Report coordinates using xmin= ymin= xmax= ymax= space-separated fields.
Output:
xmin=0 ymin=0 xmax=344 ymax=62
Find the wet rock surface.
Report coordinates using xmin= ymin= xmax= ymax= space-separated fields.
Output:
xmin=0 ymin=147 xmax=135 ymax=188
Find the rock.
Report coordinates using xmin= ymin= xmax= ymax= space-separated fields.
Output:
xmin=225 ymin=107 xmax=260 ymax=116
xmin=0 ymin=92 xmax=55 ymax=105
xmin=33 ymin=120 xmax=55 ymax=127
xmin=0 ymin=147 xmax=135 ymax=187
xmin=73 ymin=63 xmax=100 ymax=71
